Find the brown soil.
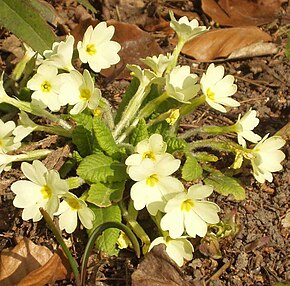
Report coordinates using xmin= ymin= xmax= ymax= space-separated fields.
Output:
xmin=0 ymin=1 xmax=289 ymax=285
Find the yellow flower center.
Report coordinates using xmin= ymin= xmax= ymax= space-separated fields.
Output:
xmin=93 ymin=107 xmax=102 ymax=117
xmin=41 ymin=81 xmax=52 ymax=93
xmin=146 ymin=174 xmax=159 ymax=187
xmin=0 ymin=139 xmax=3 ymax=147
xmin=80 ymin=88 xmax=91 ymax=101
xmin=181 ymin=199 xmax=194 ymax=212
xmin=85 ymin=44 xmax=96 ymax=56
xmin=66 ymin=197 xmax=81 ymax=210
xmin=142 ymin=151 xmax=156 ymax=161
xmin=166 ymin=109 xmax=180 ymax=125
xmin=165 ymin=236 xmax=172 ymax=244
xmin=40 ymin=185 xmax=52 ymax=199
xmin=206 ymin=88 xmax=215 ymax=100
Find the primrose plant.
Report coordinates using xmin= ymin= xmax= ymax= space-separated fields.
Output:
xmin=1 ymin=11 xmax=286 ymax=279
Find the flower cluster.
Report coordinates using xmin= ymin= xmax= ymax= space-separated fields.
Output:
xmin=126 ymin=134 xmax=220 ymax=266
xmin=11 ymin=160 xmax=94 ymax=233
xmin=1 ymin=12 xmax=286 ymax=272
xmin=27 ymin=23 xmax=120 ymax=113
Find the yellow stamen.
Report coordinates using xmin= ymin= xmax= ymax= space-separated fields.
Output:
xmin=41 ymin=81 xmax=52 ymax=93
xmin=85 ymin=44 xmax=96 ymax=56
xmin=40 ymin=185 xmax=52 ymax=199
xmin=206 ymin=88 xmax=215 ymax=100
xmin=146 ymin=174 xmax=159 ymax=187
xmin=142 ymin=151 xmax=156 ymax=161
xmin=181 ymin=199 xmax=194 ymax=212
xmin=80 ymin=88 xmax=91 ymax=101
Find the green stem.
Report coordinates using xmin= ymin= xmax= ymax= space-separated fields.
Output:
xmin=37 ymin=125 xmax=72 ymax=137
xmin=119 ymin=201 xmax=151 ymax=247
xmin=1 ymin=95 xmax=72 ymax=131
xmin=165 ymin=39 xmax=185 ymax=75
xmin=99 ymin=97 xmax=115 ymax=130
xmin=179 ymin=95 xmax=206 ymax=116
xmin=188 ymin=138 xmax=245 ymax=153
xmin=151 ymin=211 xmax=167 ymax=237
xmin=80 ymin=221 xmax=140 ymax=285
xmin=40 ymin=208 xmax=80 ymax=286
xmin=113 ymin=85 xmax=147 ymax=139
xmin=116 ymin=92 xmax=169 ymax=143
xmin=178 ymin=125 xmax=235 ymax=139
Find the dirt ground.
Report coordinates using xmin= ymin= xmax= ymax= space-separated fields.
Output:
xmin=0 ymin=0 xmax=289 ymax=285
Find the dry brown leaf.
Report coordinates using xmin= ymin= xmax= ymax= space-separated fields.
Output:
xmin=101 ymin=20 xmax=163 ymax=79
xmin=179 ymin=27 xmax=272 ymax=61
xmin=131 ymin=245 xmax=194 ymax=286
xmin=18 ymin=249 xmax=71 ymax=286
xmin=228 ymin=42 xmax=278 ymax=59
xmin=0 ymin=237 xmax=52 ymax=286
xmin=202 ymin=0 xmax=282 ymax=26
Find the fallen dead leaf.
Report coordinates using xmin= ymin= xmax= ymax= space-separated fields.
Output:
xmin=101 ymin=20 xmax=163 ymax=79
xmin=228 ymin=42 xmax=278 ymax=59
xmin=201 ymin=0 xmax=282 ymax=26
xmin=177 ymin=26 xmax=272 ymax=61
xmin=0 ymin=237 xmax=52 ymax=286
xmin=1 ymin=35 xmax=24 ymax=64
xmin=18 ymin=249 xmax=70 ymax=286
xmin=131 ymin=244 xmax=193 ymax=286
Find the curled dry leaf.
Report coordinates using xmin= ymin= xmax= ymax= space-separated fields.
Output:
xmin=101 ymin=20 xmax=163 ymax=80
xmin=0 ymin=237 xmax=52 ymax=286
xmin=179 ymin=27 xmax=272 ymax=61
xmin=201 ymin=0 xmax=282 ymax=26
xmin=0 ymin=238 xmax=70 ymax=286
xmin=131 ymin=245 xmax=193 ymax=286
xmin=18 ymin=249 xmax=70 ymax=286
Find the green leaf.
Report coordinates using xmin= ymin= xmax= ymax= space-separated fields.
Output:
xmin=130 ymin=118 xmax=148 ymax=146
xmin=76 ymin=0 xmax=97 ymax=13
xmin=87 ymin=181 xmax=125 ymax=207
xmin=165 ymin=136 xmax=187 ymax=153
xmin=77 ymin=153 xmax=127 ymax=183
xmin=71 ymin=111 xmax=93 ymax=130
xmin=72 ymin=125 xmax=96 ymax=157
xmin=0 ymin=0 xmax=56 ymax=53
xmin=28 ymin=0 xmax=58 ymax=25
xmin=88 ymin=204 xmax=121 ymax=256
xmin=182 ymin=153 xmax=203 ymax=181
xmin=204 ymin=172 xmax=245 ymax=200
xmin=114 ymin=78 xmax=139 ymax=124
xmin=93 ymin=117 xmax=119 ymax=157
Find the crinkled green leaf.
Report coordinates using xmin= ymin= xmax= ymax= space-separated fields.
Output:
xmin=72 ymin=125 xmax=96 ymax=157
xmin=88 ymin=204 xmax=121 ymax=256
xmin=71 ymin=111 xmax=93 ymax=130
xmin=182 ymin=153 xmax=203 ymax=181
xmin=77 ymin=153 xmax=127 ymax=183
xmin=114 ymin=78 xmax=139 ymax=124
xmin=93 ymin=117 xmax=119 ymax=157
xmin=130 ymin=118 xmax=148 ymax=146
xmin=204 ymin=172 xmax=245 ymax=200
xmin=165 ymin=136 xmax=187 ymax=153
xmin=87 ymin=182 xmax=125 ymax=207
xmin=0 ymin=0 xmax=56 ymax=53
